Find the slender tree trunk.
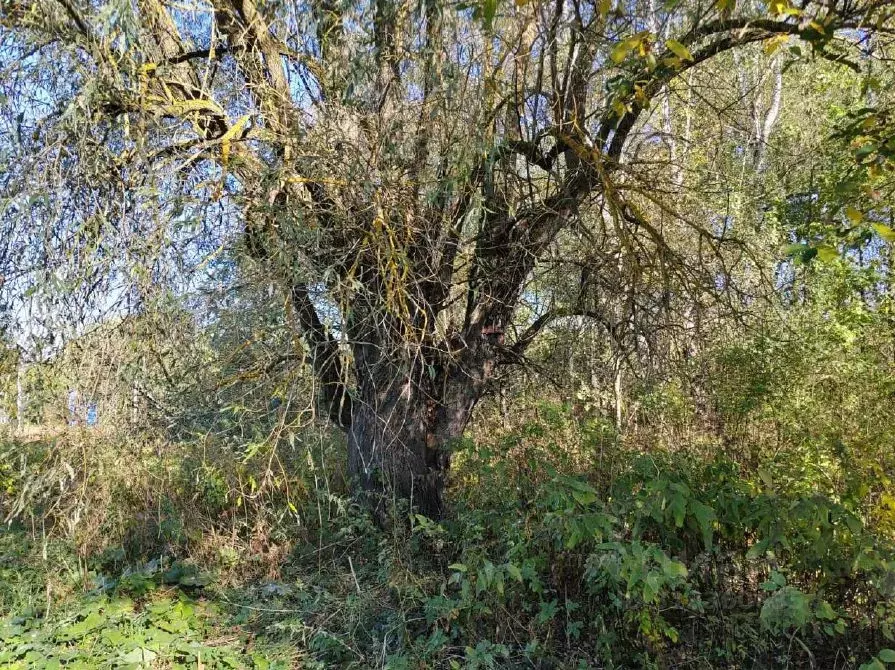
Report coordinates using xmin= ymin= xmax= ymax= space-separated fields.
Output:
xmin=755 ymin=56 xmax=783 ymax=174
xmin=613 ymin=356 xmax=623 ymax=431
xmin=16 ymin=361 xmax=25 ymax=434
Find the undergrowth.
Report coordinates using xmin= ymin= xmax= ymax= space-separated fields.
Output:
xmin=2 ymin=407 xmax=895 ymax=668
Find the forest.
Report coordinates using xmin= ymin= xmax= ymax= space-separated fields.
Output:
xmin=1 ymin=0 xmax=895 ymax=667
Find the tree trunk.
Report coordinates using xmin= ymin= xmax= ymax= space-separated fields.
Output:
xmin=347 ymin=391 xmax=448 ymax=519
xmin=345 ymin=339 xmax=488 ymax=519
xmin=16 ymin=361 xmax=25 ymax=434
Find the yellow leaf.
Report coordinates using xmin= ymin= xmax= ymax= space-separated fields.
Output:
xmin=610 ymin=40 xmax=633 ymax=64
xmin=612 ymin=98 xmax=627 ymax=118
xmin=716 ymin=0 xmax=735 ymax=13
xmin=610 ymin=35 xmax=645 ymax=64
xmin=220 ymin=114 xmax=252 ymax=167
xmin=873 ymin=223 xmax=895 ymax=243
xmin=634 ymin=84 xmax=646 ymax=104
xmin=164 ymin=98 xmax=224 ymax=116
xmin=666 ymin=39 xmax=693 ymax=62
xmin=598 ymin=0 xmax=612 ymax=16
xmin=844 ymin=206 xmax=863 ymax=225
xmin=816 ymin=245 xmax=838 ymax=263
xmin=638 ymin=38 xmax=649 ymax=57
xmin=764 ymin=34 xmax=789 ymax=55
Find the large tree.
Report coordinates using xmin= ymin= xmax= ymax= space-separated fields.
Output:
xmin=1 ymin=0 xmax=892 ymax=516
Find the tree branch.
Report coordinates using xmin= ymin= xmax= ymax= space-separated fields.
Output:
xmin=288 ymin=285 xmax=353 ymax=428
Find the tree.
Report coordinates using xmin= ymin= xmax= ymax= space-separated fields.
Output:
xmin=1 ymin=0 xmax=892 ymax=516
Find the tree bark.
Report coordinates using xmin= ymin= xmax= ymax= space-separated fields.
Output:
xmin=347 ymin=386 xmax=448 ymax=518
xmin=339 ymin=315 xmax=494 ymax=519
xmin=345 ymin=352 xmax=480 ymax=519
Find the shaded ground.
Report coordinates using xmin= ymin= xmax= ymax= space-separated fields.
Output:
xmin=0 ymin=529 xmax=308 ymax=669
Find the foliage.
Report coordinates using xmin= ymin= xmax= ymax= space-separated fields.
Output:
xmin=0 ymin=531 xmax=288 ymax=669
xmin=2 ymin=0 xmax=893 ymax=513
xmin=4 ymin=401 xmax=895 ymax=667
xmin=1 ymin=0 xmax=895 ymax=667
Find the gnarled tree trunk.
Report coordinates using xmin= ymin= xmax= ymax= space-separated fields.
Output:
xmin=343 ymin=333 xmax=494 ymax=519
xmin=347 ymin=378 xmax=450 ymax=518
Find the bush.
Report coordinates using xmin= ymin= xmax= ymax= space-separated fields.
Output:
xmin=3 ymin=411 xmax=895 ymax=668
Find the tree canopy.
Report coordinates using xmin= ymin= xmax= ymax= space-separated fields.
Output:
xmin=1 ymin=0 xmax=894 ymax=515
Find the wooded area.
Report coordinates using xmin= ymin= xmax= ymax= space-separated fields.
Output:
xmin=1 ymin=0 xmax=895 ymax=667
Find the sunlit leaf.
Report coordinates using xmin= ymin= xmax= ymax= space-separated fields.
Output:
xmin=873 ymin=223 xmax=895 ymax=243
xmin=764 ymin=34 xmax=789 ymax=55
xmin=666 ymin=39 xmax=693 ymax=62
xmin=716 ymin=0 xmax=735 ymax=13
xmin=610 ymin=40 xmax=633 ymax=64
xmin=816 ymin=245 xmax=838 ymax=262
xmin=845 ymin=206 xmax=863 ymax=225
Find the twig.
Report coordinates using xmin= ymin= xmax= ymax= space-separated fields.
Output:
xmin=348 ymin=555 xmax=362 ymax=595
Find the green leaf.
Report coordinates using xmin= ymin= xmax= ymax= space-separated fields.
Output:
xmin=760 ymin=586 xmax=812 ymax=633
xmin=505 ymin=563 xmax=523 ymax=582
xmin=669 ymin=493 xmax=686 ymax=527
xmin=493 ymin=570 xmax=505 ymax=596
xmin=55 ymin=611 xmax=105 ymax=641
xmin=747 ymin=537 xmax=770 ymax=559
xmin=448 ymin=563 xmax=468 ymax=573
xmin=665 ymin=39 xmax=693 ymax=62
xmin=572 ymin=489 xmax=597 ymax=505
xmin=663 ymin=559 xmax=688 ymax=579
xmin=120 ymin=648 xmax=158 ymax=664
xmin=815 ymin=600 xmax=837 ymax=620
xmin=178 ymin=571 xmax=213 ymax=587
xmin=878 ymin=649 xmax=895 ymax=663
xmin=761 ymin=570 xmax=787 ymax=591
xmin=784 ymin=243 xmax=818 ymax=264
xmin=816 ymin=245 xmax=838 ymax=262
xmin=642 ymin=572 xmax=661 ymax=603
xmin=856 ymin=143 xmax=879 ymax=160
xmin=692 ymin=501 xmax=716 ymax=549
